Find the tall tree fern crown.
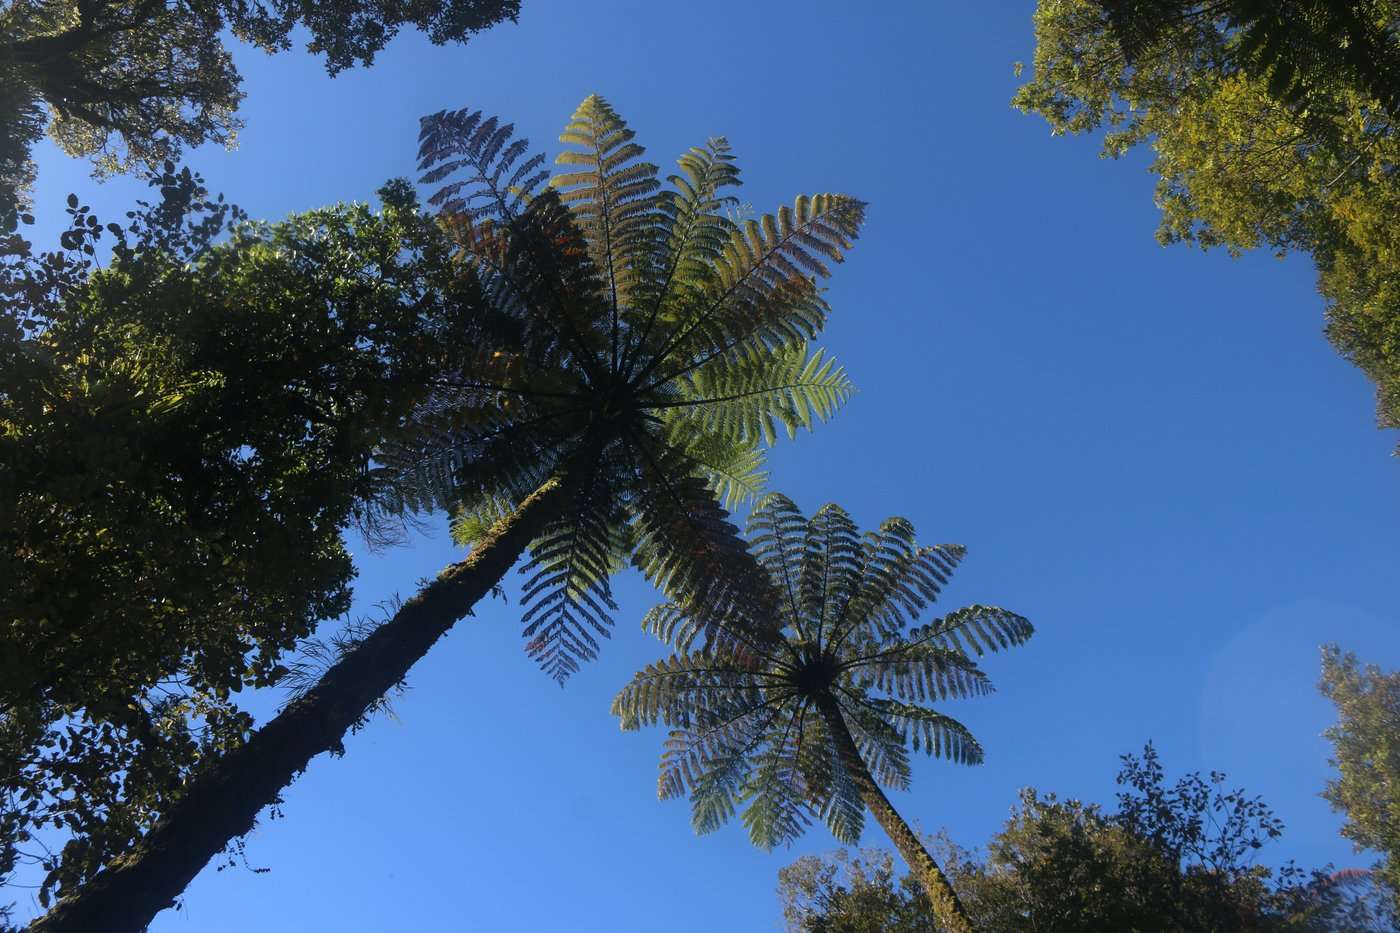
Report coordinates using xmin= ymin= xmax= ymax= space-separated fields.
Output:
xmin=401 ymin=98 xmax=865 ymax=681
xmin=613 ymin=494 xmax=1033 ymax=849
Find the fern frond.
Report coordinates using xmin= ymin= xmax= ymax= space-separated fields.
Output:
xmin=418 ymin=109 xmax=549 ymax=223
xmin=907 ymin=605 xmax=1035 ymax=658
xmin=798 ymin=502 xmax=864 ymax=645
xmin=518 ymin=469 xmax=623 ymax=683
xmin=671 ymin=344 xmax=852 ymax=446
xmin=740 ymin=700 xmax=818 ymax=849
xmin=867 ymin=700 xmax=984 ymax=765
xmin=657 ymin=416 xmax=769 ymax=512
xmin=841 ymin=699 xmax=913 ymax=792
xmin=628 ymin=435 xmax=778 ymax=655
xmin=551 ymin=95 xmax=661 ymax=323
xmin=850 ymin=643 xmax=994 ymax=703
xmin=831 ymin=540 xmax=967 ymax=650
xmin=646 ymin=193 xmax=865 ymax=371
xmin=746 ymin=493 xmax=809 ymax=630
xmin=611 ymin=651 xmax=760 ymax=730
xmin=661 ymin=696 xmax=784 ymax=809
xmin=626 ymin=137 xmax=742 ymax=370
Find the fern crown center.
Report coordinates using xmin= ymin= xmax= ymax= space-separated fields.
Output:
xmin=789 ymin=651 xmax=843 ymax=699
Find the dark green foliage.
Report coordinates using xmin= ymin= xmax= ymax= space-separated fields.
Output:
xmin=1100 ymin=1 xmax=1400 ymax=117
xmin=1016 ymin=0 xmax=1400 ymax=444
xmin=0 ymin=0 xmax=519 ymax=202
xmin=1 ymin=166 xmax=468 ymax=905
xmin=779 ymin=745 xmax=1397 ymax=932
xmin=1321 ymin=645 xmax=1400 ymax=913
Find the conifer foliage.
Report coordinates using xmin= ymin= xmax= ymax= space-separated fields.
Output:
xmin=614 ymin=494 xmax=1033 ymax=933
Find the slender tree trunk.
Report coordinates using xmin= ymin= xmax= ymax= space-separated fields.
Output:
xmin=28 ymin=453 xmax=595 ymax=933
xmin=813 ymin=693 xmax=975 ymax=933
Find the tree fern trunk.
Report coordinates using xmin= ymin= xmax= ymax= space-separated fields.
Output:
xmin=813 ymin=693 xmax=975 ymax=933
xmin=27 ymin=456 xmax=593 ymax=933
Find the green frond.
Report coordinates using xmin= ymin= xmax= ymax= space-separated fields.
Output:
xmin=518 ymin=472 xmax=624 ymax=683
xmin=868 ymin=700 xmax=984 ymax=766
xmin=640 ymin=194 xmax=865 ymax=378
xmin=746 ymin=493 xmax=809 ymax=629
xmin=661 ymin=697 xmax=783 ymax=808
xmin=610 ymin=651 xmax=759 ymax=730
xmin=639 ymin=602 xmax=704 ymax=652
xmin=842 ymin=700 xmax=913 ymax=792
xmin=850 ymin=644 xmax=994 ymax=703
xmin=628 ymin=438 xmax=778 ymax=656
xmin=908 ymin=605 xmax=1035 ymax=658
xmin=633 ymin=137 xmax=741 ymax=330
xmin=797 ymin=502 xmax=864 ymax=642
xmin=674 ymin=344 xmax=852 ymax=445
xmin=810 ymin=735 xmax=867 ymax=845
xmin=837 ymin=524 xmax=954 ymax=643
xmin=551 ymin=95 xmax=661 ymax=315
xmin=739 ymin=707 xmax=817 ymax=849
xmin=658 ymin=417 xmax=769 ymax=513
xmin=449 ymin=494 xmax=515 ymax=546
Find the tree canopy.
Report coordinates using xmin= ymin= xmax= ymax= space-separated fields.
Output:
xmin=1321 ymin=644 xmax=1400 ymax=914
xmin=0 ymin=166 xmax=471 ymax=908
xmin=0 ymin=0 xmax=520 ymax=209
xmin=779 ymin=744 xmax=1395 ymax=932
xmin=1015 ymin=0 xmax=1400 ymax=445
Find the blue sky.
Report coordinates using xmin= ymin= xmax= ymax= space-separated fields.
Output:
xmin=19 ymin=1 xmax=1400 ymax=929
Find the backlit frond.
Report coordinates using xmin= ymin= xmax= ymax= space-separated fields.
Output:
xmin=652 ymin=194 xmax=865 ymax=365
xmin=551 ymin=95 xmax=660 ymax=318
xmin=868 ymin=699 xmax=984 ymax=765
xmin=629 ymin=437 xmax=778 ymax=656
xmin=908 ymin=605 xmax=1035 ymax=658
xmin=842 ymin=699 xmax=913 ymax=792
xmin=610 ymin=651 xmax=760 ymax=730
xmin=850 ymin=644 xmax=993 ymax=703
xmin=675 ymin=344 xmax=852 ymax=446
xmin=740 ymin=704 xmax=817 ymax=849
xmin=746 ymin=493 xmax=809 ymax=629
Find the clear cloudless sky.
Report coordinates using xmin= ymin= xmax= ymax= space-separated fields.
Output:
xmin=17 ymin=1 xmax=1400 ymax=929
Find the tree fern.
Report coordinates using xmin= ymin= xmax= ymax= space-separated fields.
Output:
xmin=385 ymin=98 xmax=866 ymax=681
xmin=614 ymin=495 xmax=1032 ymax=933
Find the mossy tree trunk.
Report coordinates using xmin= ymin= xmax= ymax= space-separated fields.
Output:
xmin=28 ymin=453 xmax=596 ymax=933
xmin=813 ymin=692 xmax=975 ymax=933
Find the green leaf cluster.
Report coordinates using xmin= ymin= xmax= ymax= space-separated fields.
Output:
xmin=0 ymin=167 xmax=469 ymax=902
xmin=1015 ymin=0 xmax=1400 ymax=441
xmin=1321 ymin=644 xmax=1400 ymax=913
